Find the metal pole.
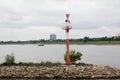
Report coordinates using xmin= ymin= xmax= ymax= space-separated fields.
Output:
xmin=66 ymin=29 xmax=71 ymax=65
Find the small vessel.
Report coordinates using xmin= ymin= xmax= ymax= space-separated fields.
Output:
xmin=38 ymin=43 xmax=44 ymax=46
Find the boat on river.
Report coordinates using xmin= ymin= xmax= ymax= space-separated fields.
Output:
xmin=38 ymin=43 xmax=44 ymax=46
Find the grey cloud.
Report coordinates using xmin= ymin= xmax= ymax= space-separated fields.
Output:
xmin=0 ymin=0 xmax=120 ymax=40
xmin=0 ymin=0 xmax=120 ymax=29
xmin=70 ymin=0 xmax=120 ymax=29
xmin=0 ymin=6 xmax=23 ymax=22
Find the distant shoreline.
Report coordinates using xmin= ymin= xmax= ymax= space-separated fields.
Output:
xmin=0 ymin=41 xmax=120 ymax=45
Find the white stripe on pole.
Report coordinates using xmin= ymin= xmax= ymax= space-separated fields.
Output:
xmin=66 ymin=32 xmax=69 ymax=39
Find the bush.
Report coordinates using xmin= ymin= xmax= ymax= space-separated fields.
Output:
xmin=4 ymin=53 xmax=15 ymax=65
xmin=64 ymin=50 xmax=82 ymax=64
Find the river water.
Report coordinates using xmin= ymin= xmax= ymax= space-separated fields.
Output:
xmin=0 ymin=44 xmax=120 ymax=68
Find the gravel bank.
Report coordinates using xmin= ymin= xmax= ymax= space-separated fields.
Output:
xmin=0 ymin=64 xmax=120 ymax=79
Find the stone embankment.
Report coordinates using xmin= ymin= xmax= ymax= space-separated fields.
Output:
xmin=0 ymin=64 xmax=120 ymax=79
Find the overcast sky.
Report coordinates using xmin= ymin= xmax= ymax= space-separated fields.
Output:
xmin=0 ymin=0 xmax=120 ymax=41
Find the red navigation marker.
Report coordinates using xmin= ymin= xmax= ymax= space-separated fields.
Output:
xmin=63 ymin=14 xmax=72 ymax=65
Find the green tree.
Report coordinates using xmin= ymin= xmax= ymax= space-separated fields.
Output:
xmin=64 ymin=50 xmax=82 ymax=64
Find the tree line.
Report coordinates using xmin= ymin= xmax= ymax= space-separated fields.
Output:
xmin=0 ymin=35 xmax=120 ymax=44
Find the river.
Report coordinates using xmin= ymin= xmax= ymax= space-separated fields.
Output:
xmin=0 ymin=44 xmax=120 ymax=68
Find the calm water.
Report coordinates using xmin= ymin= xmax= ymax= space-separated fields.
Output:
xmin=0 ymin=44 xmax=120 ymax=68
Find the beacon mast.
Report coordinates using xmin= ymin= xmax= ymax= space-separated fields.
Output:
xmin=63 ymin=14 xmax=72 ymax=65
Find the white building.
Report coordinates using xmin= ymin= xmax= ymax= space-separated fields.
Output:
xmin=50 ymin=34 xmax=56 ymax=41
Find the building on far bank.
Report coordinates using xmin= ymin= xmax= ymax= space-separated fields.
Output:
xmin=50 ymin=34 xmax=56 ymax=41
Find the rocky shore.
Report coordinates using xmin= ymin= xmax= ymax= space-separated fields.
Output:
xmin=0 ymin=64 xmax=120 ymax=79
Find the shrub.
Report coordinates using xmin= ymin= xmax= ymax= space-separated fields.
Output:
xmin=4 ymin=53 xmax=15 ymax=65
xmin=64 ymin=50 xmax=82 ymax=64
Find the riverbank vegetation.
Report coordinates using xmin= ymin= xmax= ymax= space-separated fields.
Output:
xmin=0 ymin=36 xmax=120 ymax=45
xmin=2 ymin=50 xmax=83 ymax=66
xmin=64 ymin=50 xmax=82 ymax=64
xmin=2 ymin=61 xmax=62 ymax=66
xmin=1 ymin=53 xmax=62 ymax=66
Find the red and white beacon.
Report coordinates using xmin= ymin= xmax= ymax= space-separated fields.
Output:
xmin=63 ymin=14 xmax=72 ymax=65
